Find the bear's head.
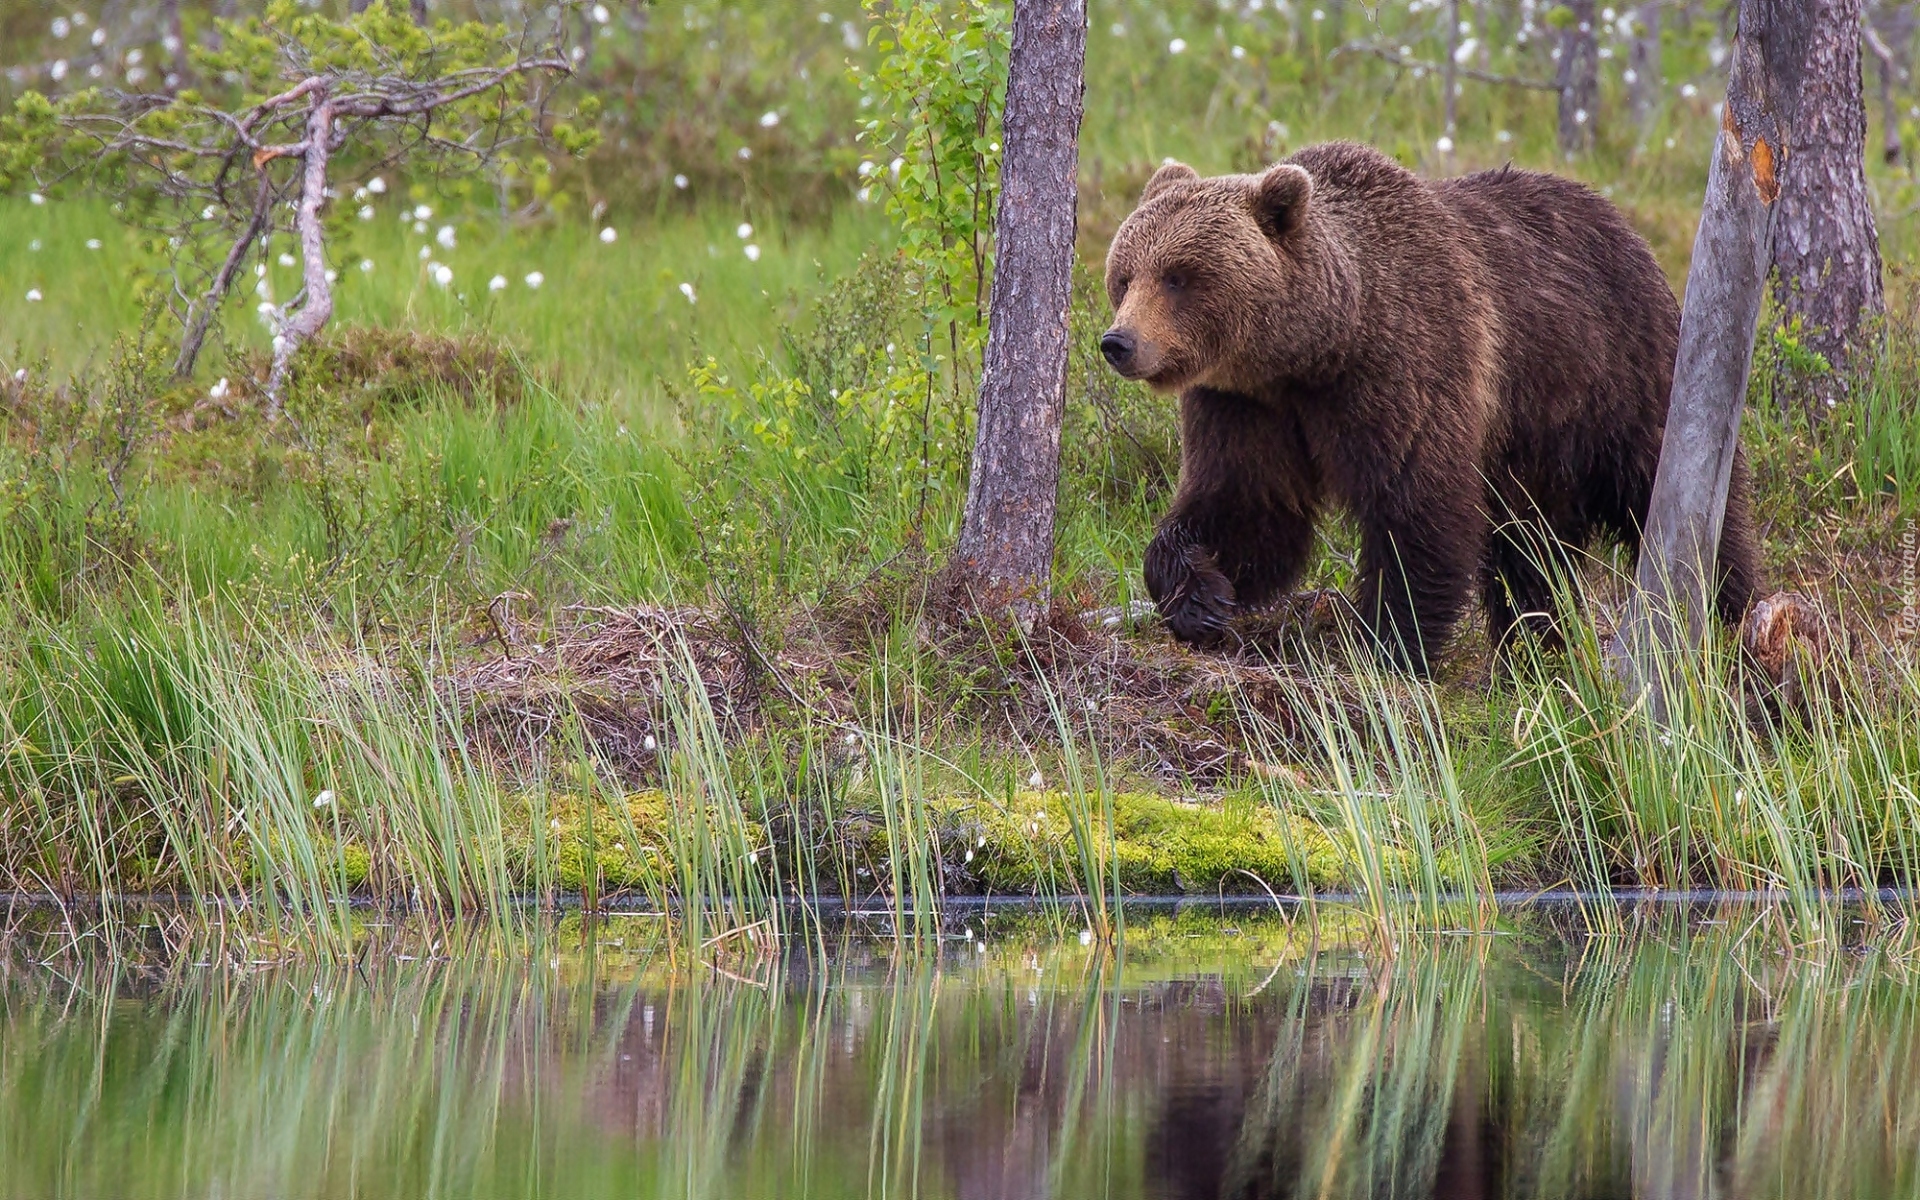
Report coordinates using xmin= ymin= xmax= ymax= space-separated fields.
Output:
xmin=1101 ymin=159 xmax=1326 ymax=394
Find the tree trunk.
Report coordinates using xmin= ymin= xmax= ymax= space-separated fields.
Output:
xmin=1628 ymin=1 xmax=1664 ymax=139
xmin=1769 ymin=0 xmax=1883 ymax=371
xmin=947 ymin=0 xmax=1086 ymax=623
xmin=1614 ymin=0 xmax=1813 ymax=711
xmin=1557 ymin=0 xmax=1600 ymax=155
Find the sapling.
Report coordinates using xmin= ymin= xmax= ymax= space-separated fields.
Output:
xmin=0 ymin=0 xmax=599 ymax=416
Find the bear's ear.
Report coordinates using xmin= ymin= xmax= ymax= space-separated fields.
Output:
xmin=1252 ymin=163 xmax=1313 ymax=240
xmin=1141 ymin=160 xmax=1199 ymax=204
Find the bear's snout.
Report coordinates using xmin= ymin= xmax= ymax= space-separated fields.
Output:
xmin=1099 ymin=329 xmax=1136 ymax=371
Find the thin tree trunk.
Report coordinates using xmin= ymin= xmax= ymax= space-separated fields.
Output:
xmin=1614 ymin=0 xmax=1812 ymax=711
xmin=174 ymin=173 xmax=274 ymax=379
xmin=266 ymin=92 xmax=338 ymax=418
xmin=947 ymin=0 xmax=1086 ymax=623
xmin=1557 ymin=0 xmax=1600 ymax=155
xmin=1770 ymin=0 xmax=1883 ymax=372
xmin=1445 ymin=0 xmax=1461 ymax=149
xmin=1629 ymin=1 xmax=1664 ymax=139
xmin=1865 ymin=22 xmax=1901 ymax=164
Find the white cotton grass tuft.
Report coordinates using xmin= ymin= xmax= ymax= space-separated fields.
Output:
xmin=436 ymin=224 xmax=457 ymax=249
xmin=488 ymin=274 xmax=507 ymax=292
xmin=359 ymin=258 xmax=374 ymax=272
xmin=313 ymin=790 xmax=335 ymax=809
xmin=592 ymin=3 xmax=610 ymax=22
xmin=1168 ymin=36 xmax=1187 ymax=53
xmin=431 ymin=263 xmax=453 ymax=287
xmin=412 ymin=203 xmax=432 ymax=220
xmin=1028 ymin=770 xmax=1044 ymax=789
xmin=86 ymin=238 xmax=101 ymax=250
xmin=678 ymin=281 xmax=697 ymax=304
xmin=1436 ymin=135 xmax=1455 ymax=154
xmin=758 ymin=110 xmax=780 ymax=127
xmin=25 ymin=288 xmax=43 ymax=302
xmin=209 ymin=377 xmax=229 ymax=400
xmin=673 ymin=173 xmax=689 ymax=189
xmin=278 ymin=252 xmax=295 ymax=267
xmin=744 ymin=243 xmax=761 ymax=262
xmin=599 ymin=226 xmax=617 ymax=243
xmin=29 ymin=193 xmax=45 ymax=206
xmin=524 ymin=271 xmax=545 ymax=288
xmin=736 ymin=222 xmax=753 ymax=239
xmin=358 ymin=205 xmax=375 ymax=221
xmin=366 ymin=176 xmax=386 ymax=194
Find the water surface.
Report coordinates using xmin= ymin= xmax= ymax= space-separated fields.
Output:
xmin=3 ymin=904 xmax=1916 ymax=1199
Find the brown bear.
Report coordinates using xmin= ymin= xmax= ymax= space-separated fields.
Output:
xmin=1100 ymin=141 xmax=1760 ymax=669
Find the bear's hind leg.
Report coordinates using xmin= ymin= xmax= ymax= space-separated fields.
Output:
xmin=1484 ymin=521 xmax=1567 ymax=656
xmin=1714 ymin=449 xmax=1762 ymax=625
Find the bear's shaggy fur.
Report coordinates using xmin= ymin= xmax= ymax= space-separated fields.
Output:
xmin=1100 ymin=141 xmax=1760 ymax=668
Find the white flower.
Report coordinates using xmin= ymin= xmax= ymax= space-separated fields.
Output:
xmin=366 ymin=176 xmax=387 ymax=194
xmin=1454 ymin=37 xmax=1478 ymax=63
xmin=432 ymin=264 xmax=453 ymax=287
xmin=673 ymin=173 xmax=689 ymax=189
xmin=488 ymin=274 xmax=507 ymax=292
xmin=744 ymin=243 xmax=761 ymax=261
xmin=126 ymin=49 xmax=143 ymax=65
xmin=50 ymin=60 xmax=68 ymax=82
xmin=51 ymin=17 xmax=69 ymax=36
xmin=358 ymin=205 xmax=374 ymax=221
xmin=524 ymin=271 xmax=545 ymax=288
xmin=964 ymin=849 xmax=974 ymax=863
xmin=126 ymin=66 xmax=147 ymax=85
xmin=1680 ymin=83 xmax=1698 ymax=98
xmin=678 ymin=281 xmax=697 ymax=303
xmin=759 ymin=110 xmax=780 ymax=128
xmin=599 ymin=226 xmax=617 ymax=243
xmin=413 ymin=204 xmax=433 ymax=221
xmin=856 ymin=187 xmax=872 ymax=203
xmin=737 ymin=146 xmax=752 ymax=160
xmin=359 ymin=258 xmax=374 ymax=272
xmin=1436 ymin=135 xmax=1455 ymax=153
xmin=278 ymin=252 xmax=295 ymax=267
xmin=1664 ymin=136 xmax=1677 ymax=149
xmin=85 ymin=238 xmax=101 ymax=250
xmin=1231 ymin=44 xmax=1246 ymax=58
xmin=1028 ymin=770 xmax=1044 ymax=788
xmin=313 ymin=790 xmax=335 ymax=809
xmin=592 ymin=2 xmax=610 ymax=22
xmin=436 ymin=224 xmax=457 ymax=249
xmin=1574 ymin=108 xmax=1589 ymax=125
xmin=1313 ymin=6 xmax=1326 ymax=16
xmin=1168 ymin=36 xmax=1187 ymax=53
xmin=857 ymin=160 xmax=875 ymax=176
xmin=418 ymin=245 xmax=432 ymax=260
xmin=210 ymin=377 xmax=229 ymax=400
xmin=72 ymin=11 xmax=88 ymax=26
xmin=736 ymin=222 xmax=753 ymax=239
xmin=412 ymin=220 xmax=427 ymax=235
xmin=24 ymin=289 xmax=42 ymax=302
xmin=90 ymin=27 xmax=104 ymax=46
xmin=1496 ymin=129 xmax=1514 ymax=143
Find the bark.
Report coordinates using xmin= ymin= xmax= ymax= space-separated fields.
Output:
xmin=1769 ymin=0 xmax=1883 ymax=370
xmin=1557 ymin=0 xmax=1600 ymax=154
xmin=265 ymin=91 xmax=337 ymax=418
xmin=1629 ymin=1 xmax=1664 ymax=137
xmin=947 ymin=0 xmax=1086 ymax=622
xmin=1614 ymin=0 xmax=1812 ymax=711
xmin=1865 ymin=22 xmax=1901 ymax=164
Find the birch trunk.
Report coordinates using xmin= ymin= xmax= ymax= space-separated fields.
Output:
xmin=946 ymin=0 xmax=1086 ymax=623
xmin=1557 ymin=0 xmax=1600 ymax=155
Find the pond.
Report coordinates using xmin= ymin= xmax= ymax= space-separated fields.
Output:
xmin=2 ymin=901 xmax=1916 ymax=1199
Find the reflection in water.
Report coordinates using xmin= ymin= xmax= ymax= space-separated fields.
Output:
xmin=2 ymin=906 xmax=1918 ymax=1199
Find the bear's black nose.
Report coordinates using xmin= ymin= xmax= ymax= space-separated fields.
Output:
xmin=1099 ymin=330 xmax=1134 ymax=368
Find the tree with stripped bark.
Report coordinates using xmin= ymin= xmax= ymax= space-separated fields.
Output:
xmin=0 ymin=0 xmax=595 ymax=415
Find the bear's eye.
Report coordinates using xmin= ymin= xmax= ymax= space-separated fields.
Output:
xmin=1162 ymin=271 xmax=1189 ymax=293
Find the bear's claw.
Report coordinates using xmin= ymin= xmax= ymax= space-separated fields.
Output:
xmin=1145 ymin=529 xmax=1236 ymax=645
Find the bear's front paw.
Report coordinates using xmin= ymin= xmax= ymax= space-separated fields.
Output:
xmin=1145 ymin=533 xmax=1237 ymax=646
